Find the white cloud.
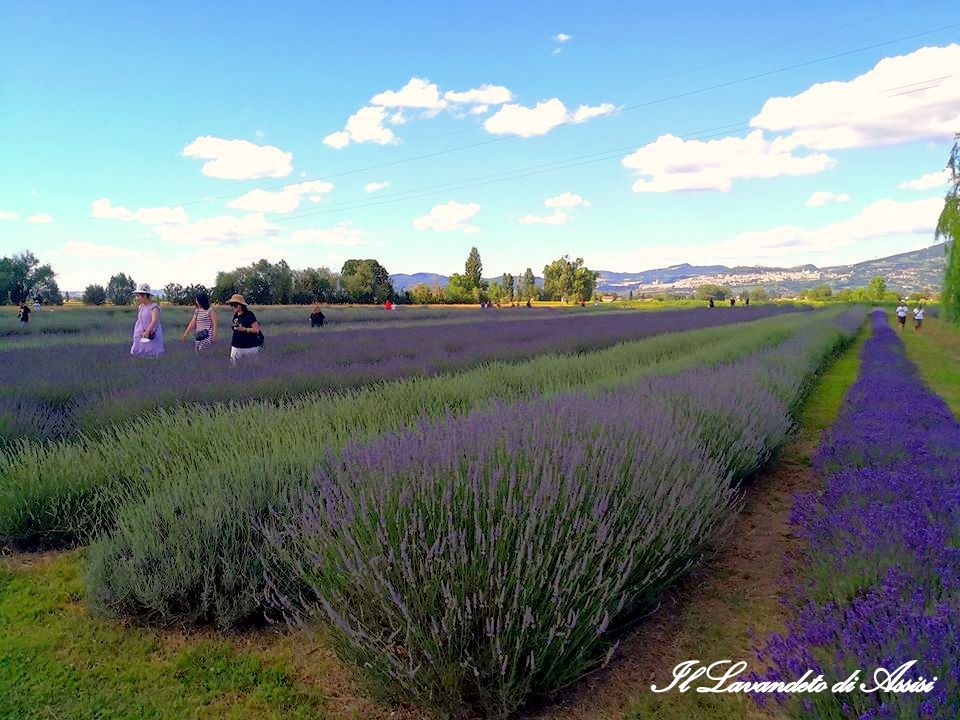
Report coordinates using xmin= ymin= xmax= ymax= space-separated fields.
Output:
xmin=323 ymin=106 xmax=396 ymax=149
xmin=27 ymin=213 xmax=53 ymax=224
xmin=285 ymin=180 xmax=334 ymax=203
xmin=728 ymin=197 xmax=943 ymax=258
xmin=553 ymin=33 xmax=572 ymax=42
xmin=182 ymin=136 xmax=293 ymax=179
xmin=805 ymin=191 xmax=851 ymax=207
xmin=371 ymin=77 xmax=447 ymax=110
xmin=484 ymin=99 xmax=616 ymax=137
xmin=289 ymin=223 xmax=367 ymax=246
xmin=156 ymin=213 xmax=280 ymax=245
xmin=178 ymin=241 xmax=286 ymax=277
xmin=323 ymin=131 xmax=351 ymax=149
xmin=413 ymin=201 xmax=480 ymax=233
xmin=553 ymin=48 xmax=562 ymax=56
xmin=898 ymin=170 xmax=950 ymax=191
xmin=228 ymin=189 xmax=301 ymax=214
xmin=570 ymin=103 xmax=617 ymax=124
xmin=586 ymin=197 xmax=943 ymax=270
xmin=545 ymin=192 xmax=591 ymax=208
xmin=325 ymin=79 xmax=517 ymax=146
xmin=444 ymin=84 xmax=513 ymax=106
xmin=62 ymin=241 xmax=143 ymax=259
xmin=92 ymin=198 xmax=190 ymax=224
xmin=365 ymin=181 xmax=390 ymax=192
xmin=0 ymin=210 xmax=18 ymax=220
xmin=484 ymin=99 xmax=568 ymax=137
xmin=254 ymin=129 xmax=265 ymax=140
xmin=751 ymin=44 xmax=960 ymax=151
xmin=622 ymin=130 xmax=836 ymax=193
xmin=519 ymin=211 xmax=572 ymax=225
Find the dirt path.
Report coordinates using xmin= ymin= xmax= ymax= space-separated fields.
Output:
xmin=525 ymin=439 xmax=819 ymax=720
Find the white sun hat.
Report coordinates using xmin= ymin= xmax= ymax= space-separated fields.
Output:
xmin=134 ymin=283 xmax=152 ymax=296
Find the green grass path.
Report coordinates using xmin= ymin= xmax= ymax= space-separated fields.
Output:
xmin=621 ymin=326 xmax=867 ymax=720
xmin=0 ymin=554 xmax=331 ymax=720
xmin=898 ymin=317 xmax=960 ymax=417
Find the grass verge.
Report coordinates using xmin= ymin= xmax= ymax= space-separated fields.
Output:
xmin=0 ymin=552 xmax=334 ymax=720
xmin=898 ymin=316 xmax=960 ymax=416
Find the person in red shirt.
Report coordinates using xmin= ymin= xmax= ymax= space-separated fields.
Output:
xmin=384 ymin=300 xmax=392 ymax=310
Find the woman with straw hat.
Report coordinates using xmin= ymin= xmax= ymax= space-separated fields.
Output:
xmin=130 ymin=283 xmax=164 ymax=358
xmin=227 ymin=293 xmax=262 ymax=365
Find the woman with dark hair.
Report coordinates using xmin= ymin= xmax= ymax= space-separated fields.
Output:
xmin=181 ymin=291 xmax=218 ymax=353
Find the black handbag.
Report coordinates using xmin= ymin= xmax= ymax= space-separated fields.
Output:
xmin=195 ymin=329 xmax=210 ymax=342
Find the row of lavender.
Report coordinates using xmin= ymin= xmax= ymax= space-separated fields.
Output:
xmin=755 ymin=311 xmax=960 ymax=719
xmin=237 ymin=308 xmax=865 ymax=717
xmin=0 ymin=305 xmax=800 ymax=443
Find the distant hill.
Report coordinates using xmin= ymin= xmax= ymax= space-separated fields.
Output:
xmin=391 ymin=244 xmax=946 ymax=296
xmin=591 ymin=243 xmax=946 ymax=296
xmin=388 ymin=273 xmax=450 ymax=291
xmin=391 ymin=273 xmax=545 ymax=291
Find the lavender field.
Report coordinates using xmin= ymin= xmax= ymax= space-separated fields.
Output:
xmin=0 ymin=303 xmax=799 ymax=442
xmin=7 ymin=302 xmax=926 ymax=720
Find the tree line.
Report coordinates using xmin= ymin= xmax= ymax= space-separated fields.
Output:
xmin=65 ymin=249 xmax=601 ymax=306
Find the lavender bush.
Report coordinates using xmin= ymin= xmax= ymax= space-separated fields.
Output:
xmin=0 ymin=305 xmax=799 ymax=442
xmin=262 ymin=309 xmax=865 ymax=717
xmin=754 ymin=311 xmax=960 ymax=719
xmin=2 ymin=310 xmax=816 ymax=548
xmin=79 ymin=314 xmax=815 ymax=625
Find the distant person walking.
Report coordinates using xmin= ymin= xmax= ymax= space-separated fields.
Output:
xmin=896 ymin=302 xmax=908 ymax=331
xmin=729 ymin=297 xmax=736 ymax=307
xmin=708 ymin=298 xmax=715 ymax=308
xmin=130 ymin=284 xmax=164 ymax=358
xmin=745 ymin=297 xmax=750 ymax=306
xmin=228 ymin=294 xmax=262 ymax=365
xmin=181 ymin=291 xmax=218 ymax=352
xmin=310 ymin=303 xmax=325 ymax=328
xmin=384 ymin=299 xmax=393 ymax=311
xmin=17 ymin=301 xmax=30 ymax=326
xmin=913 ymin=304 xmax=924 ymax=332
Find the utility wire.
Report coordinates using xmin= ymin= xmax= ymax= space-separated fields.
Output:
xmin=41 ymin=20 xmax=960 ymax=242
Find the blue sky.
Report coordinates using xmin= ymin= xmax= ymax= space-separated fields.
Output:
xmin=0 ymin=0 xmax=957 ymax=289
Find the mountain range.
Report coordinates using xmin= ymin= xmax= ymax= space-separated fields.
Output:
xmin=390 ymin=244 xmax=947 ymax=296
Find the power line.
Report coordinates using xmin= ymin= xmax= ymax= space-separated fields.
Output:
xmin=53 ymin=121 xmax=754 ymax=247
xmin=153 ymin=0 xmax=940 ymax=200
xmin=47 ymin=14 xmax=959 ymax=223
xmin=43 ymin=20 xmax=960 ymax=244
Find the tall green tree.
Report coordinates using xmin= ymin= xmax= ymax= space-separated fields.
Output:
xmin=501 ymin=272 xmax=515 ymax=301
xmin=291 ymin=267 xmax=338 ymax=304
xmin=340 ymin=259 xmax=394 ymax=303
xmin=542 ymin=255 xmax=598 ymax=302
xmin=939 ymin=133 xmax=960 ymax=324
xmin=521 ymin=268 xmax=537 ymax=301
xmin=0 ymin=251 xmax=62 ymax=305
xmin=694 ymin=284 xmax=729 ymax=301
xmin=465 ymin=247 xmax=483 ymax=290
xmin=82 ymin=284 xmax=107 ymax=305
xmin=106 ymin=273 xmax=136 ymax=305
xmin=866 ymin=276 xmax=887 ymax=303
